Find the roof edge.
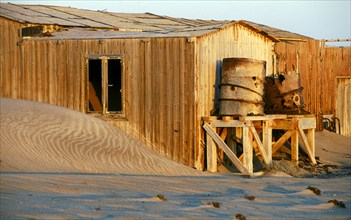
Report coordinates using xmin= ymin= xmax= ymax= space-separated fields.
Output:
xmin=236 ymin=20 xmax=280 ymax=42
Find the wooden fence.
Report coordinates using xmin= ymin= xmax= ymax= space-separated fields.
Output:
xmin=275 ymin=39 xmax=351 ymax=135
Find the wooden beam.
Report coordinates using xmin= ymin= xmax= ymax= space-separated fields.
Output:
xmin=298 ymin=117 xmax=316 ymax=130
xmin=291 ymin=130 xmax=299 ymax=165
xmin=248 ymin=123 xmax=269 ymax=165
xmin=263 ymin=120 xmax=272 ymax=165
xmin=273 ymin=119 xmax=294 ymax=130
xmin=272 ymin=130 xmax=293 ymax=154
xmin=210 ymin=120 xmax=246 ymax=128
xmin=227 ymin=128 xmax=237 ymax=155
xmin=220 ymin=128 xmax=228 ymax=141
xmin=203 ymin=124 xmax=249 ymax=174
xmin=242 ymin=126 xmax=253 ymax=174
xmin=308 ymin=128 xmax=315 ymax=161
xmin=88 ymin=82 xmax=102 ymax=111
xmin=298 ymin=125 xmax=317 ymax=164
xmin=240 ymin=115 xmax=287 ymax=121
xmin=324 ymin=38 xmax=351 ymax=42
xmin=206 ymin=125 xmax=217 ymax=172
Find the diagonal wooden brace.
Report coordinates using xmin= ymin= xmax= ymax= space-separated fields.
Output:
xmin=203 ymin=123 xmax=250 ymax=174
xmin=248 ymin=122 xmax=270 ymax=165
xmin=298 ymin=124 xmax=317 ymax=164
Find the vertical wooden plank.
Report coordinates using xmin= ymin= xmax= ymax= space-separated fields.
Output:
xmin=291 ymin=130 xmax=299 ymax=165
xmin=73 ymin=40 xmax=81 ymax=112
xmin=31 ymin=41 xmax=38 ymax=101
xmin=0 ymin=18 xmax=7 ymax=97
xmin=165 ymin=39 xmax=173 ymax=159
xmin=159 ymin=39 xmax=166 ymax=156
xmin=242 ymin=126 xmax=253 ymax=173
xmin=36 ymin=41 xmax=44 ymax=102
xmin=206 ymin=125 xmax=217 ymax=172
xmin=179 ymin=38 xmax=186 ymax=164
xmin=189 ymin=38 xmax=196 ymax=167
xmin=152 ymin=39 xmax=160 ymax=153
xmin=227 ymin=127 xmax=237 ymax=155
xmin=80 ymin=40 xmax=86 ymax=113
xmin=48 ymin=41 xmax=57 ymax=105
xmin=317 ymin=40 xmax=326 ymax=129
xmin=336 ymin=77 xmax=351 ymax=136
xmin=138 ymin=40 xmax=145 ymax=141
xmin=58 ymin=40 xmax=66 ymax=107
xmin=18 ymin=39 xmax=25 ymax=100
xmin=172 ymin=39 xmax=180 ymax=162
xmin=307 ymin=128 xmax=315 ymax=161
xmin=144 ymin=39 xmax=152 ymax=147
xmin=42 ymin=41 xmax=48 ymax=103
xmin=263 ymin=120 xmax=272 ymax=165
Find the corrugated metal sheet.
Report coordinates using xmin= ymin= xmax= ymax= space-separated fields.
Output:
xmin=241 ymin=20 xmax=311 ymax=41
xmin=0 ymin=3 xmax=307 ymax=40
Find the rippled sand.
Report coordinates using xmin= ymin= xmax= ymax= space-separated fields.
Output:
xmin=0 ymin=98 xmax=201 ymax=176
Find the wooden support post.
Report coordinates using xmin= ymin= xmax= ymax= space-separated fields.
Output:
xmin=291 ymin=130 xmax=299 ymax=165
xmin=242 ymin=126 xmax=253 ymax=173
xmin=227 ymin=128 xmax=237 ymax=155
xmin=206 ymin=125 xmax=217 ymax=172
xmin=308 ymin=128 xmax=315 ymax=162
xmin=263 ymin=120 xmax=272 ymax=165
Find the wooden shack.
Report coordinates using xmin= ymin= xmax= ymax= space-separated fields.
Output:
xmin=0 ymin=3 xmax=314 ymax=170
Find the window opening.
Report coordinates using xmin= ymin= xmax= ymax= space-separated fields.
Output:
xmin=87 ymin=56 xmax=123 ymax=115
xmin=22 ymin=26 xmax=43 ymax=37
xmin=107 ymin=59 xmax=122 ymax=112
xmin=88 ymin=59 xmax=103 ymax=112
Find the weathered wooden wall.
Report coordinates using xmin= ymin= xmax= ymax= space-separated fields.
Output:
xmin=336 ymin=77 xmax=351 ymax=136
xmin=1 ymin=18 xmax=197 ymax=166
xmin=275 ymin=40 xmax=351 ymax=133
xmin=0 ymin=18 xmax=22 ymax=98
xmin=195 ymin=24 xmax=274 ymax=169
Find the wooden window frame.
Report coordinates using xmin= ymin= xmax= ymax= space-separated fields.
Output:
xmin=86 ymin=55 xmax=125 ymax=118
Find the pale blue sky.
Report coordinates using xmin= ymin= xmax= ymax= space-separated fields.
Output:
xmin=2 ymin=0 xmax=351 ymax=44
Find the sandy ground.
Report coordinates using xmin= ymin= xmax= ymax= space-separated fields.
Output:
xmin=1 ymin=98 xmax=350 ymax=219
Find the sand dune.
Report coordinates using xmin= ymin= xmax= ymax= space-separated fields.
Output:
xmin=315 ymin=130 xmax=351 ymax=167
xmin=0 ymin=98 xmax=202 ymax=176
xmin=1 ymin=98 xmax=350 ymax=219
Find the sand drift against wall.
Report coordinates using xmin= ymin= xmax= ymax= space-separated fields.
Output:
xmin=0 ymin=98 xmax=203 ymax=176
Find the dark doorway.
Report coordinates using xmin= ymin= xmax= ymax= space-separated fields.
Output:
xmin=88 ymin=59 xmax=102 ymax=112
xmin=107 ymin=59 xmax=122 ymax=112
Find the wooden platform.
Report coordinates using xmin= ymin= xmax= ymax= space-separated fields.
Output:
xmin=202 ymin=115 xmax=316 ymax=174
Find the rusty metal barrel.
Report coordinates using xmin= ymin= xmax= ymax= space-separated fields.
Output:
xmin=219 ymin=58 xmax=266 ymax=116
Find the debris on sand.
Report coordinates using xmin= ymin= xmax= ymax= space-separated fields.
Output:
xmin=156 ymin=194 xmax=167 ymax=201
xmin=207 ymin=201 xmax=220 ymax=208
xmin=236 ymin=213 xmax=246 ymax=220
xmin=307 ymin=186 xmax=321 ymax=195
xmin=328 ymin=199 xmax=346 ymax=208
xmin=244 ymin=195 xmax=255 ymax=201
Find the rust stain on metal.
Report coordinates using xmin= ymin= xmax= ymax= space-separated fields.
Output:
xmin=219 ymin=58 xmax=266 ymax=116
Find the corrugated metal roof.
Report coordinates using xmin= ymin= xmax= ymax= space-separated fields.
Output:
xmin=239 ymin=20 xmax=310 ymax=41
xmin=0 ymin=3 xmax=310 ymax=40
